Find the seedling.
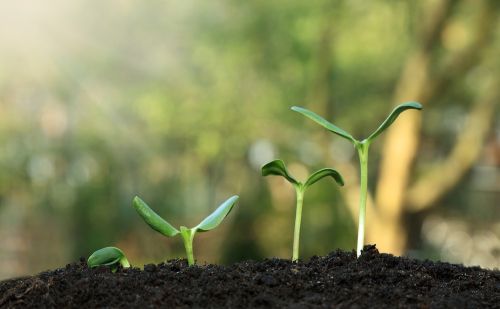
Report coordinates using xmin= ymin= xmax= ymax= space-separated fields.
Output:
xmin=87 ymin=246 xmax=130 ymax=271
xmin=262 ymin=159 xmax=344 ymax=261
xmin=291 ymin=102 xmax=422 ymax=257
xmin=133 ymin=195 xmax=239 ymax=265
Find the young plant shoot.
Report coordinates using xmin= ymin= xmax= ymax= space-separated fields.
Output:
xmin=291 ymin=102 xmax=422 ymax=257
xmin=133 ymin=195 xmax=239 ymax=266
xmin=262 ymin=159 xmax=344 ymax=261
xmin=87 ymin=246 xmax=130 ymax=271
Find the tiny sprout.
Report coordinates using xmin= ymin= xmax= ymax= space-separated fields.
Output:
xmin=262 ymin=159 xmax=344 ymax=261
xmin=133 ymin=195 xmax=239 ymax=265
xmin=87 ymin=246 xmax=130 ymax=271
xmin=292 ymin=102 xmax=422 ymax=257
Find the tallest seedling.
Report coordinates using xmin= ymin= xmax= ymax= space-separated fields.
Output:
xmin=292 ymin=102 xmax=422 ymax=257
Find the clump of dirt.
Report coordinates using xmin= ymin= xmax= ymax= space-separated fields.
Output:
xmin=0 ymin=245 xmax=498 ymax=308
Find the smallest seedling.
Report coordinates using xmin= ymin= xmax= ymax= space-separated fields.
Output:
xmin=87 ymin=246 xmax=130 ymax=271
xmin=262 ymin=159 xmax=344 ymax=261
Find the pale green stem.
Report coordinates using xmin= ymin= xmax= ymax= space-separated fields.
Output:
xmin=180 ymin=227 xmax=196 ymax=265
xmin=356 ymin=141 xmax=370 ymax=257
xmin=119 ymin=256 xmax=130 ymax=268
xmin=292 ymin=187 xmax=305 ymax=262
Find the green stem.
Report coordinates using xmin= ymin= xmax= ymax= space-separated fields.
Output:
xmin=292 ymin=187 xmax=305 ymax=262
xmin=180 ymin=226 xmax=196 ymax=265
xmin=356 ymin=141 xmax=369 ymax=257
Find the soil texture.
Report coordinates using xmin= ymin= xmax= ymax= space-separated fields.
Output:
xmin=0 ymin=245 xmax=498 ymax=308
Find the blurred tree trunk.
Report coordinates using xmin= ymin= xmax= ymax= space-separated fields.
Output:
xmin=367 ymin=0 xmax=457 ymax=254
xmin=368 ymin=0 xmax=498 ymax=254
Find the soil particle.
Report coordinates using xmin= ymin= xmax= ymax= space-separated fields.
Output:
xmin=0 ymin=245 xmax=498 ymax=308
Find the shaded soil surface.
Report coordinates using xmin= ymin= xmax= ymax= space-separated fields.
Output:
xmin=0 ymin=245 xmax=498 ymax=308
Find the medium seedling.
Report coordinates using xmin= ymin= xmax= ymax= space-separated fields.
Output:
xmin=262 ymin=159 xmax=344 ymax=261
xmin=133 ymin=195 xmax=239 ymax=265
xmin=87 ymin=246 xmax=130 ymax=271
xmin=291 ymin=102 xmax=422 ymax=257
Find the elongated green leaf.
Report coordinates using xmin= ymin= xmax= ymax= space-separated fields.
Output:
xmin=194 ymin=195 xmax=239 ymax=232
xmin=261 ymin=159 xmax=299 ymax=185
xmin=133 ymin=196 xmax=180 ymax=237
xmin=304 ymin=168 xmax=344 ymax=188
xmin=88 ymin=247 xmax=130 ymax=268
xmin=291 ymin=106 xmax=356 ymax=143
xmin=366 ymin=102 xmax=422 ymax=142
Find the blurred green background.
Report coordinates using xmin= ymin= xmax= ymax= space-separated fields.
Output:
xmin=0 ymin=0 xmax=498 ymax=279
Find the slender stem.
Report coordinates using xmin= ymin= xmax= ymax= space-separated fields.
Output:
xmin=292 ymin=187 xmax=305 ymax=262
xmin=356 ymin=142 xmax=369 ymax=257
xmin=180 ymin=227 xmax=196 ymax=265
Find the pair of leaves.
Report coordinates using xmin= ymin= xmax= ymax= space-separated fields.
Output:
xmin=87 ymin=247 xmax=130 ymax=269
xmin=132 ymin=195 xmax=239 ymax=238
xmin=262 ymin=159 xmax=344 ymax=190
xmin=291 ymin=102 xmax=422 ymax=144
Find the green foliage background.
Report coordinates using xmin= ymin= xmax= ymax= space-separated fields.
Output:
xmin=0 ymin=0 xmax=498 ymax=278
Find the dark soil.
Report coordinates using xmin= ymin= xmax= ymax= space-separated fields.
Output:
xmin=0 ymin=245 xmax=498 ymax=308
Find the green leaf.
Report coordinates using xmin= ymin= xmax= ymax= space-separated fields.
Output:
xmin=291 ymin=106 xmax=356 ymax=143
xmin=133 ymin=196 xmax=180 ymax=237
xmin=88 ymin=247 xmax=130 ymax=268
xmin=304 ymin=168 xmax=344 ymax=188
xmin=261 ymin=159 xmax=299 ymax=185
xmin=194 ymin=195 xmax=239 ymax=232
xmin=366 ymin=101 xmax=422 ymax=142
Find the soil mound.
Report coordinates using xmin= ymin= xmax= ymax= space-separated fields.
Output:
xmin=1 ymin=245 xmax=498 ymax=308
